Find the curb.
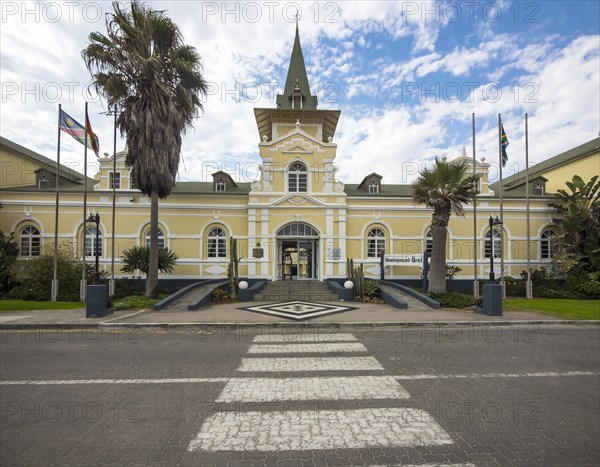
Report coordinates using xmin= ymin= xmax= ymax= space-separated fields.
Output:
xmin=1 ymin=320 xmax=599 ymax=331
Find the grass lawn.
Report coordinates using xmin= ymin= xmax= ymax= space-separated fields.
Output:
xmin=0 ymin=300 xmax=85 ymax=312
xmin=504 ymin=298 xmax=600 ymax=320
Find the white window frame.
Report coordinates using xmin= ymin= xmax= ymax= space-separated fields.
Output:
xmin=84 ymin=226 xmax=102 ymax=258
xmin=109 ymin=172 xmax=121 ymax=189
xmin=145 ymin=228 xmax=165 ymax=249
xmin=288 ymin=162 xmax=308 ymax=193
xmin=207 ymin=228 xmax=227 ymax=258
xmin=367 ymin=228 xmax=386 ymax=258
xmin=484 ymin=228 xmax=502 ymax=259
xmin=20 ymin=225 xmax=41 ymax=257
xmin=540 ymin=229 xmax=557 ymax=259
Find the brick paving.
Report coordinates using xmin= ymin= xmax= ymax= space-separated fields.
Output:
xmin=0 ymin=326 xmax=598 ymax=466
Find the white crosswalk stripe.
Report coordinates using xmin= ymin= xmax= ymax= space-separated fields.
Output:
xmin=189 ymin=408 xmax=453 ymax=452
xmin=238 ymin=356 xmax=384 ymax=372
xmin=188 ymin=332 xmax=454 ymax=453
xmin=252 ymin=333 xmax=357 ymax=342
xmin=247 ymin=342 xmax=367 ymax=354
xmin=216 ymin=376 xmax=410 ymax=402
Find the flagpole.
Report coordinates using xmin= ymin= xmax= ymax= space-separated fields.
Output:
xmin=81 ymin=102 xmax=89 ymax=301
xmin=472 ymin=112 xmax=479 ymax=298
xmin=525 ymin=113 xmax=532 ymax=298
xmin=110 ymin=105 xmax=117 ymax=297
xmin=52 ymin=104 xmax=62 ymax=302
xmin=498 ymin=113 xmax=505 ymax=297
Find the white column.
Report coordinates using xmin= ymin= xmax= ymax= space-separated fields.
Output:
xmin=338 ymin=208 xmax=347 ymax=277
xmin=326 ymin=209 xmax=334 ymax=277
xmin=260 ymin=208 xmax=269 ymax=277
xmin=248 ymin=208 xmax=256 ymax=277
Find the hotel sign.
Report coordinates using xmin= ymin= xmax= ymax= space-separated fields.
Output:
xmin=383 ymin=254 xmax=424 ymax=266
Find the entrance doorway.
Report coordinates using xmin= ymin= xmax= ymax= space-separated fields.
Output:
xmin=275 ymin=222 xmax=320 ymax=280
xmin=281 ymin=240 xmax=317 ymax=280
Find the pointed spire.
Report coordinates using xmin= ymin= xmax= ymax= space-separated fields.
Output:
xmin=276 ymin=23 xmax=318 ymax=110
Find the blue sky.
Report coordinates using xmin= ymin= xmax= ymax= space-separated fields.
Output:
xmin=1 ymin=1 xmax=599 ymax=185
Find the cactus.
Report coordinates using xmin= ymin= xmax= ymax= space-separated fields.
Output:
xmin=346 ymin=257 xmax=365 ymax=298
xmin=228 ymin=237 xmax=239 ymax=300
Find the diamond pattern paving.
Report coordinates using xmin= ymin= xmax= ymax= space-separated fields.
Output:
xmin=239 ymin=301 xmax=357 ymax=320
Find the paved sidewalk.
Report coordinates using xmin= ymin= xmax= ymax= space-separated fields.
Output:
xmin=0 ymin=300 xmax=588 ymax=327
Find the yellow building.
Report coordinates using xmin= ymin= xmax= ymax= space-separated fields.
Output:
xmin=1 ymin=27 xmax=599 ymax=289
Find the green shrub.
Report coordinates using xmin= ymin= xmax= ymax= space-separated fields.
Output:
xmin=113 ymin=294 xmax=165 ymax=310
xmin=572 ymin=281 xmax=600 ymax=299
xmin=429 ymin=291 xmax=476 ymax=308
xmin=363 ymin=279 xmax=380 ymax=298
xmin=445 ymin=265 xmax=462 ymax=280
xmin=0 ymin=230 xmax=19 ymax=296
xmin=504 ymin=277 xmax=526 ymax=297
xmin=113 ymin=279 xmax=145 ymax=299
xmin=10 ymin=249 xmax=101 ymax=301
xmin=212 ymin=287 xmax=229 ymax=303
xmin=534 ymin=287 xmax=584 ymax=299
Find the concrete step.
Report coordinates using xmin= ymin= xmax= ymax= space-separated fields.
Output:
xmin=254 ymin=293 xmax=339 ymax=301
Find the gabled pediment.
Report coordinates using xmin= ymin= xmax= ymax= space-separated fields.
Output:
xmin=284 ymin=145 xmax=312 ymax=154
xmin=269 ymin=135 xmax=325 ymax=154
xmin=270 ymin=194 xmax=325 ymax=207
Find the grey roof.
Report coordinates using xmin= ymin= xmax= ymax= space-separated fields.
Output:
xmin=490 ymin=137 xmax=600 ymax=192
xmin=0 ymin=136 xmax=92 ymax=184
xmin=344 ymin=183 xmax=413 ymax=197
xmin=276 ymin=24 xmax=318 ymax=110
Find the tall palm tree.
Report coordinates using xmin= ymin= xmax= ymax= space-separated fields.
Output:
xmin=413 ymin=158 xmax=479 ymax=293
xmin=82 ymin=0 xmax=207 ymax=298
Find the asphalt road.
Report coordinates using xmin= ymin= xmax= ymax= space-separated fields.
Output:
xmin=1 ymin=325 xmax=599 ymax=466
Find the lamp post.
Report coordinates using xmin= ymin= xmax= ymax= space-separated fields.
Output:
xmin=87 ymin=213 xmax=100 ymax=284
xmin=488 ymin=215 xmax=503 ymax=281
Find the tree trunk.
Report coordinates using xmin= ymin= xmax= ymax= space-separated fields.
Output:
xmin=428 ymin=224 xmax=447 ymax=293
xmin=145 ymin=189 xmax=159 ymax=298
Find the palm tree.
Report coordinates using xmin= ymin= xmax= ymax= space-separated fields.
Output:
xmin=82 ymin=0 xmax=207 ymax=298
xmin=413 ymin=158 xmax=479 ymax=293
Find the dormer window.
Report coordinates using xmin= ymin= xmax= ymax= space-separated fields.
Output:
xmin=368 ymin=181 xmax=379 ymax=194
xmin=533 ymin=182 xmax=544 ymax=195
xmin=38 ymin=175 xmax=49 ymax=189
xmin=216 ymin=179 xmax=226 ymax=192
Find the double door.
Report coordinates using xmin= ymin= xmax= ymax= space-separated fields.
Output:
xmin=281 ymin=240 xmax=317 ymax=280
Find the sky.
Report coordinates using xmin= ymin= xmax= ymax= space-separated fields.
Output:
xmin=1 ymin=0 xmax=599 ymax=186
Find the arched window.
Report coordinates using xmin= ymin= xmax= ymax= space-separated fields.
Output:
xmin=145 ymin=229 xmax=165 ymax=249
xmin=20 ymin=226 xmax=40 ymax=257
xmin=38 ymin=175 xmax=49 ymax=189
xmin=207 ymin=227 xmax=226 ymax=258
xmin=425 ymin=230 xmax=433 ymax=255
xmin=85 ymin=226 xmax=102 ymax=257
xmin=276 ymin=223 xmax=319 ymax=237
xmin=368 ymin=181 xmax=379 ymax=194
xmin=288 ymin=162 xmax=307 ymax=193
xmin=216 ymin=179 xmax=226 ymax=192
xmin=484 ymin=229 xmax=502 ymax=259
xmin=541 ymin=229 xmax=557 ymax=259
xmin=367 ymin=228 xmax=386 ymax=258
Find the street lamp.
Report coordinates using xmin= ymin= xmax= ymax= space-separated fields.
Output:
xmin=488 ymin=215 xmax=503 ymax=281
xmin=87 ymin=213 xmax=100 ymax=284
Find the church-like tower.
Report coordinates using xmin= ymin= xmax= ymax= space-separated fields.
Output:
xmin=248 ymin=25 xmax=347 ymax=280
xmin=253 ymin=24 xmax=340 ymax=144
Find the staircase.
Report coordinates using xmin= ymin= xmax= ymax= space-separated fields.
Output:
xmin=254 ymin=281 xmax=339 ymax=302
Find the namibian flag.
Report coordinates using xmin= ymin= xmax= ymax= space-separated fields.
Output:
xmin=501 ymin=124 xmax=509 ymax=167
xmin=59 ymin=109 xmax=99 ymax=156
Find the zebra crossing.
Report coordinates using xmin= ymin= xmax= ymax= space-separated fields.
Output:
xmin=187 ymin=332 xmax=453 ymax=453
